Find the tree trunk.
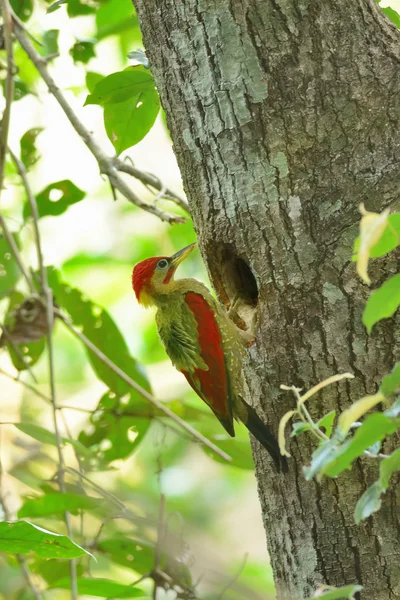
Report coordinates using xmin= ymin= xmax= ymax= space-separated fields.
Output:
xmin=132 ymin=1 xmax=400 ymax=598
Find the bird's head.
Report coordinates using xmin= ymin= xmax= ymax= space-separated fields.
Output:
xmin=132 ymin=243 xmax=196 ymax=306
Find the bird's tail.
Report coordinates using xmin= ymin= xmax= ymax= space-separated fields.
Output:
xmin=240 ymin=399 xmax=288 ymax=473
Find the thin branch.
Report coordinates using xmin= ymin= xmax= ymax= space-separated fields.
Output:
xmin=0 ymin=366 xmax=94 ymax=414
xmin=13 ymin=23 xmax=186 ymax=225
xmin=0 ymin=0 xmax=14 ymax=194
xmin=217 ymin=553 xmax=248 ymax=600
xmin=0 ymin=366 xmax=47 ymax=399
xmin=8 ymin=147 xmax=46 ymax=285
xmin=66 ymin=468 xmax=127 ymax=513
xmin=152 ymin=492 xmax=167 ymax=600
xmin=18 ymin=154 xmax=79 ymax=599
xmin=56 ymin=309 xmax=231 ymax=462
xmin=41 ymin=270 xmax=79 ymax=600
xmin=114 ymin=158 xmax=189 ymax=213
xmin=8 ymin=3 xmax=42 ymax=46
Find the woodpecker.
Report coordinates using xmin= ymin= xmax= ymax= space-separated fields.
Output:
xmin=132 ymin=243 xmax=287 ymax=471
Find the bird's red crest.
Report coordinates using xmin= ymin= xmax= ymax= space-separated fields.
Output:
xmin=132 ymin=257 xmax=159 ymax=300
xmin=132 ymin=257 xmax=169 ymax=301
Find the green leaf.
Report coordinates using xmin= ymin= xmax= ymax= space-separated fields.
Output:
xmin=51 ymin=577 xmax=143 ymax=597
xmin=354 ymin=481 xmax=382 ymax=524
xmin=70 ymin=41 xmax=96 ymax=65
xmin=20 ymin=128 xmax=43 ymax=170
xmin=2 ymin=77 xmax=30 ymax=101
xmin=31 ymin=558 xmax=84 ymax=584
xmin=104 ymin=87 xmax=160 ymax=154
xmin=381 ymin=6 xmax=400 ymax=29
xmin=23 ymin=180 xmax=85 ymax=219
xmin=317 ymin=410 xmax=336 ymax=438
xmin=98 ymin=537 xmax=154 ymax=575
xmin=381 ymin=363 xmax=400 ymax=397
xmin=303 ymin=434 xmax=343 ymax=481
xmin=10 ymin=0 xmax=33 ymax=22
xmin=86 ymin=71 xmax=104 ymax=94
xmin=46 ymin=0 xmax=67 ymax=13
xmin=323 ymin=414 xmax=400 ymax=477
xmin=304 ymin=584 xmax=363 ymax=600
xmin=0 ymin=521 xmax=92 ymax=559
xmin=201 ymin=435 xmax=254 ymax=470
xmin=379 ymin=446 xmax=400 ymax=489
xmin=79 ymin=391 xmax=151 ymax=463
xmin=355 ymin=448 xmax=400 ymax=523
xmin=84 ymin=66 xmax=154 ymax=106
xmin=67 ymin=0 xmax=101 ymax=16
xmin=40 ymin=30 xmax=60 ymax=56
xmin=290 ymin=422 xmax=311 ymax=437
xmin=14 ymin=422 xmax=93 ymax=457
xmin=353 ymin=213 xmax=400 ymax=260
xmin=96 ymin=0 xmax=138 ymax=40
xmin=8 ymin=338 xmax=45 ymax=372
xmin=0 ymin=234 xmax=21 ymax=298
xmin=363 ymin=273 xmax=400 ymax=332
xmin=18 ymin=493 xmax=102 ymax=518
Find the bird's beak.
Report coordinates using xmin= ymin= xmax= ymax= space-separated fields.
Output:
xmin=169 ymin=243 xmax=196 ymax=268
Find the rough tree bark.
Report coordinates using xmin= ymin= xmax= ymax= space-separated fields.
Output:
xmin=132 ymin=1 xmax=400 ymax=598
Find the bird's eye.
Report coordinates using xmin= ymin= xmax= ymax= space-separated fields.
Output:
xmin=157 ymin=259 xmax=168 ymax=269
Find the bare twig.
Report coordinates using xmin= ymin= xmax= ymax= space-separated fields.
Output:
xmin=13 ymin=23 xmax=187 ymax=224
xmin=56 ymin=309 xmax=231 ymax=462
xmin=0 ymin=0 xmax=14 ymax=194
xmin=114 ymin=158 xmax=189 ymax=213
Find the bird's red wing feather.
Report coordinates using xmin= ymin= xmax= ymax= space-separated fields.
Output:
xmin=182 ymin=292 xmax=234 ymax=435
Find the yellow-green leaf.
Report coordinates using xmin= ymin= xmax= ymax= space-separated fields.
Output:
xmin=356 ymin=203 xmax=390 ymax=284
xmin=338 ymin=392 xmax=385 ymax=434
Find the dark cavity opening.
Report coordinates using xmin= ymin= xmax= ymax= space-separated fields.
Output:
xmin=233 ymin=257 xmax=259 ymax=306
xmin=211 ymin=246 xmax=259 ymax=331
